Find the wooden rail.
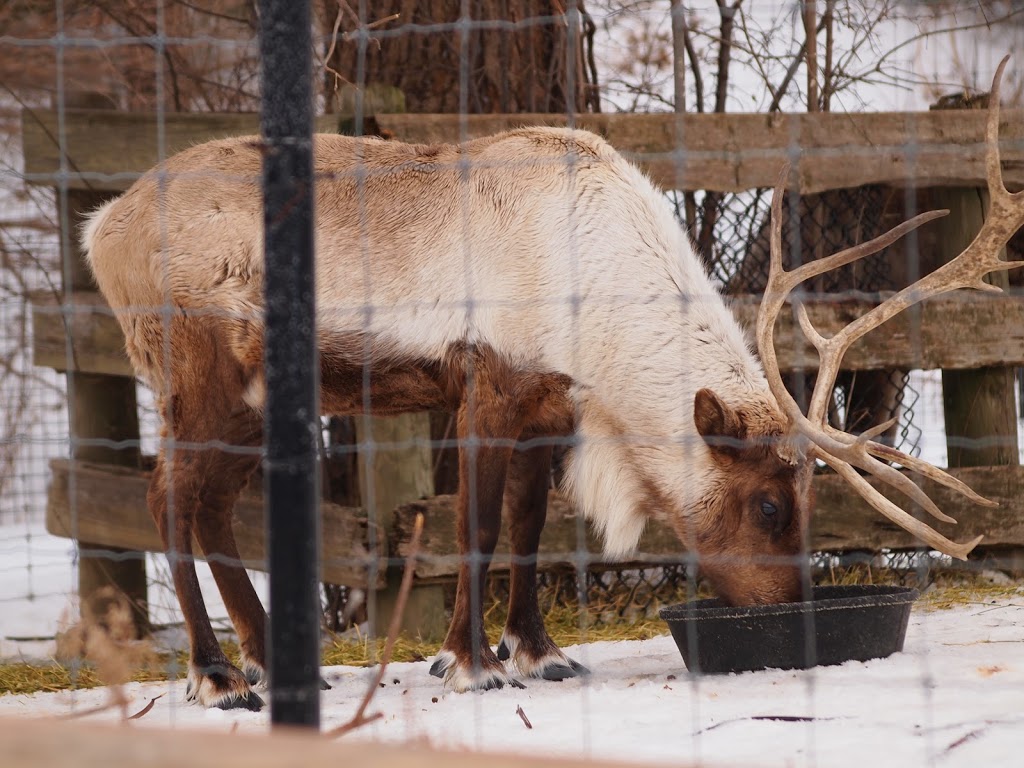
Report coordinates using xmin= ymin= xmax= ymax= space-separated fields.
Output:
xmin=31 ymin=289 xmax=1024 ymax=377
xmin=3 ymin=716 xmax=657 ymax=768
xmin=21 ymin=107 xmax=1024 ymax=194
xmin=393 ymin=465 xmax=1024 ymax=571
xmin=47 ymin=459 xmax=384 ymax=589
xmin=48 ymin=458 xmax=1024 ymax=580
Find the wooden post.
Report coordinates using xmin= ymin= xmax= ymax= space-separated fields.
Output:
xmin=338 ymin=85 xmax=447 ymax=641
xmin=933 ymin=185 xmax=1022 ymax=571
xmin=355 ymin=414 xmax=446 ymax=641
xmin=59 ymin=93 xmax=148 ymax=636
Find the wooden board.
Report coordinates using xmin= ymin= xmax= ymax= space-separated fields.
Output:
xmin=729 ymin=290 xmax=1024 ymax=371
xmin=45 ymin=459 xmax=385 ymax=589
xmin=390 ymin=465 xmax=1024 ymax=579
xmin=2 ymin=716 xmax=663 ymax=768
xmin=32 ymin=291 xmax=134 ymax=377
xmin=32 ymin=289 xmax=1024 ymax=377
xmin=22 ymin=107 xmax=1024 ymax=194
xmin=44 ymin=458 xmax=1024 ymax=579
xmin=20 ymin=110 xmax=342 ymax=193
xmin=377 ymin=110 xmax=1024 ymax=194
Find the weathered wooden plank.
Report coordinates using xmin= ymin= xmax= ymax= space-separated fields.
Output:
xmin=24 ymin=108 xmax=1023 ymax=193
xmin=810 ymin=464 xmax=1024 ymax=553
xmin=391 ymin=492 xmax=681 ymax=580
xmin=31 ymin=291 xmax=134 ymax=377
xmin=61 ymin=179 xmax=147 ymax=636
xmin=32 ymin=289 xmax=1024 ymax=377
xmin=45 ymin=458 xmax=1024 ymax=580
xmin=391 ymin=465 xmax=1024 ymax=578
xmin=378 ymin=110 xmax=1024 ymax=194
xmin=45 ymin=459 xmax=385 ymax=589
xmin=354 ymin=412 xmax=444 ymax=640
xmin=729 ymin=290 xmax=1024 ymax=371
xmin=20 ymin=110 xmax=342 ymax=192
xmin=1 ymin=716 xmax=655 ymax=768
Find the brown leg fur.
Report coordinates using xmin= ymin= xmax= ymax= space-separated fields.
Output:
xmin=428 ymin=350 xmax=569 ymax=691
xmin=496 ymin=440 xmax=588 ymax=681
xmin=429 ymin=399 xmax=523 ymax=691
xmin=190 ymin=410 xmax=265 ymax=687
xmin=148 ymin=321 xmax=265 ymax=710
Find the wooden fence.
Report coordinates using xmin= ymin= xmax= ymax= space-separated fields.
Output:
xmin=3 ymin=716 xmax=656 ymax=768
xmin=21 ymin=103 xmax=1024 ymax=639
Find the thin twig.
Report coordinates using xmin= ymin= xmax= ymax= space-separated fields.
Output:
xmin=321 ymin=7 xmax=401 ymax=100
xmin=327 ymin=512 xmax=425 ymax=739
xmin=61 ymin=687 xmax=129 ymax=721
xmin=127 ymin=693 xmax=164 ymax=720
xmin=516 ymin=704 xmax=533 ymax=729
xmin=767 ymin=16 xmax=829 ymax=113
xmin=322 ymin=7 xmax=347 ymax=129
xmin=697 ymin=715 xmax=839 ymax=734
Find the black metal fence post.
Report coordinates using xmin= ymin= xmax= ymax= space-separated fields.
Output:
xmin=258 ymin=0 xmax=321 ymax=729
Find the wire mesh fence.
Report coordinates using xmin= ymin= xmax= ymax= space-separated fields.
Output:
xmin=2 ymin=0 xmax=1024 ymax=762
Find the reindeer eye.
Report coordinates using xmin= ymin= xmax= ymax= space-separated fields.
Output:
xmin=760 ymin=501 xmax=778 ymax=518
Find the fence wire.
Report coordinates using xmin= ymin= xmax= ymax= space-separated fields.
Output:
xmin=1 ymin=0 xmax=1024 ymax=763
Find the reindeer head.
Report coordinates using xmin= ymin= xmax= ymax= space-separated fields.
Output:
xmin=675 ymin=388 xmax=812 ymax=606
xmin=677 ymin=57 xmax=1023 ymax=607
xmin=704 ymin=56 xmax=1024 ymax=607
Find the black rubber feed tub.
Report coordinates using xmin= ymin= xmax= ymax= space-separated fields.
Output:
xmin=659 ymin=585 xmax=918 ymax=675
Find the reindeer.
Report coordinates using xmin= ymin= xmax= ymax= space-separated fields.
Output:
xmin=82 ymin=59 xmax=1022 ymax=710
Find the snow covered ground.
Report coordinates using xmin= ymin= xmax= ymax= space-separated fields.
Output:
xmin=0 ymin=521 xmax=268 ymax=660
xmin=2 ymin=522 xmax=1023 ymax=768
xmin=2 ymin=375 xmax=1022 ymax=768
xmin=1 ymin=596 xmax=1022 ymax=768
xmin=2 ymin=373 xmax=1023 ymax=766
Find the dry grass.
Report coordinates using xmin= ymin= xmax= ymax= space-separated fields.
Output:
xmin=917 ymin=578 xmax=1024 ymax=611
xmin=322 ymin=597 xmax=670 ymax=669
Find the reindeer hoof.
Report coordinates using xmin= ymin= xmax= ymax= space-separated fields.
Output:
xmin=429 ymin=649 xmax=525 ymax=692
xmin=428 ymin=655 xmax=449 ymax=679
xmin=539 ymin=659 xmax=590 ymax=681
xmin=498 ymin=633 xmax=589 ymax=681
xmin=217 ymin=690 xmax=265 ymax=711
xmin=241 ymin=659 xmax=266 ymax=688
xmin=186 ymin=662 xmax=265 ymax=711
xmin=496 ymin=639 xmax=511 ymax=661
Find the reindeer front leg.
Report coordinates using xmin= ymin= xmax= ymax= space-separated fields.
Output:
xmin=429 ymin=385 xmax=526 ymax=692
xmin=497 ymin=440 xmax=589 ymax=681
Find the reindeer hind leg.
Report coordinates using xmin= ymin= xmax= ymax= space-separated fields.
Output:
xmin=150 ymin=323 xmax=264 ymax=710
xmin=189 ymin=408 xmax=267 ymax=688
xmin=150 ymin=436 xmax=264 ymax=711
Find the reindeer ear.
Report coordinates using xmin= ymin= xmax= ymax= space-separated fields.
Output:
xmin=694 ymin=388 xmax=745 ymax=457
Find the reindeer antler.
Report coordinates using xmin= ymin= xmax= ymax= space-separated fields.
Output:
xmin=757 ymin=55 xmax=1024 ymax=561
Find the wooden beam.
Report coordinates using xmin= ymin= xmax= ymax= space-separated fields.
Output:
xmin=55 ymin=93 xmax=148 ymax=638
xmin=45 ymin=459 xmax=385 ymax=589
xmin=729 ymin=290 xmax=1024 ymax=371
xmin=20 ymin=110 xmax=342 ymax=192
xmin=23 ymin=108 xmax=1024 ymax=194
xmin=31 ymin=291 xmax=134 ymax=377
xmin=2 ymin=716 xmax=661 ymax=768
xmin=933 ymin=186 xmax=1020 ymax=470
xmin=44 ymin=458 xmax=1024 ymax=580
xmin=33 ymin=289 xmax=1024 ymax=378
xmin=390 ymin=465 xmax=1024 ymax=578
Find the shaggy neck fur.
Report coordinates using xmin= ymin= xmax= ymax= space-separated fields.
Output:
xmin=556 ymin=155 xmax=782 ymax=558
